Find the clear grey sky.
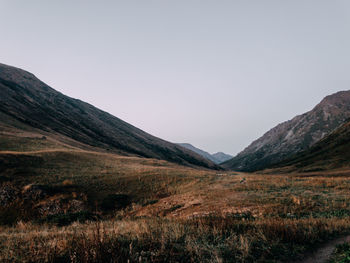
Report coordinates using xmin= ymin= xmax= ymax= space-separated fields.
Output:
xmin=1 ymin=1 xmax=350 ymax=155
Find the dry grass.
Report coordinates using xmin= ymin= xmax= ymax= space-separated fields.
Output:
xmin=0 ymin=132 xmax=73 ymax=152
xmin=1 ymin=216 xmax=350 ymax=263
xmin=2 ymin=166 xmax=350 ymax=262
xmin=2 ymin=135 xmax=350 ymax=262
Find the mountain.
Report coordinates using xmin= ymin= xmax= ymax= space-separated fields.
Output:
xmin=178 ymin=143 xmax=218 ymax=163
xmin=270 ymin=120 xmax=350 ymax=172
xmin=212 ymin=152 xmax=233 ymax=164
xmin=0 ymin=63 xmax=219 ymax=169
xmin=222 ymin=90 xmax=350 ymax=171
xmin=178 ymin=143 xmax=232 ymax=164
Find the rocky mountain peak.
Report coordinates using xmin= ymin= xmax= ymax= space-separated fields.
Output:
xmin=222 ymin=90 xmax=350 ymax=171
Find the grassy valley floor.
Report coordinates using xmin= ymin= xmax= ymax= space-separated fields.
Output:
xmin=1 ymin=135 xmax=350 ymax=262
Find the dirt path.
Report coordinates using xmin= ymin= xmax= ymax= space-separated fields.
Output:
xmin=295 ymin=235 xmax=350 ymax=263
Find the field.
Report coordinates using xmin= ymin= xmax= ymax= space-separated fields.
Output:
xmin=1 ymin=133 xmax=350 ymax=262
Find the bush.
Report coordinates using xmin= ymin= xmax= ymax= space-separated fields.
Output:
xmin=330 ymin=243 xmax=350 ymax=263
xmin=101 ymin=194 xmax=130 ymax=211
xmin=39 ymin=211 xmax=98 ymax=226
xmin=0 ymin=206 xmax=20 ymax=225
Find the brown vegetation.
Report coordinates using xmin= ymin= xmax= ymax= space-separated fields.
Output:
xmin=1 ymin=135 xmax=350 ymax=262
xmin=1 ymin=216 xmax=350 ymax=262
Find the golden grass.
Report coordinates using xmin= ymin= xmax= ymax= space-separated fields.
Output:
xmin=2 ymin=134 xmax=350 ymax=262
xmin=1 ymin=216 xmax=350 ymax=263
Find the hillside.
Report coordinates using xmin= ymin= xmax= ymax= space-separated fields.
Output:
xmin=3 ymin=146 xmax=350 ymax=262
xmin=222 ymin=90 xmax=350 ymax=171
xmin=269 ymin=120 xmax=350 ymax=172
xmin=2 ymin=63 xmax=350 ymax=262
xmin=0 ymin=63 xmax=219 ymax=169
xmin=178 ymin=143 xmax=232 ymax=164
xmin=212 ymin=152 xmax=233 ymax=164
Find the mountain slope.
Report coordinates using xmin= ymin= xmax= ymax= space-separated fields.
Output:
xmin=270 ymin=120 xmax=350 ymax=172
xmin=178 ymin=143 xmax=218 ymax=163
xmin=0 ymin=63 xmax=219 ymax=169
xmin=212 ymin=152 xmax=233 ymax=164
xmin=178 ymin=143 xmax=232 ymax=164
xmin=222 ymin=90 xmax=350 ymax=171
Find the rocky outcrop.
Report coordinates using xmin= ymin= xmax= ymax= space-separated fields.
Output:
xmin=272 ymin=120 xmax=350 ymax=172
xmin=0 ymin=185 xmax=18 ymax=206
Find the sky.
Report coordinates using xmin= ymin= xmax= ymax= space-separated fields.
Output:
xmin=1 ymin=1 xmax=350 ymax=155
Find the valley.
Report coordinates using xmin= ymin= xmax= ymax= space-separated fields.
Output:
xmin=2 ymin=132 xmax=350 ymax=262
xmin=1 ymin=63 xmax=350 ymax=262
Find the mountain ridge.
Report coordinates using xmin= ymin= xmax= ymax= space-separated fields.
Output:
xmin=268 ymin=119 xmax=350 ymax=172
xmin=222 ymin=90 xmax=350 ymax=171
xmin=212 ymin=152 xmax=233 ymax=164
xmin=177 ymin=143 xmax=232 ymax=164
xmin=0 ymin=63 xmax=220 ymax=170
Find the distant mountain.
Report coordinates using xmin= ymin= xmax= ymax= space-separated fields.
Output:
xmin=271 ymin=120 xmax=350 ymax=172
xmin=212 ymin=152 xmax=233 ymax=164
xmin=178 ymin=143 xmax=232 ymax=164
xmin=222 ymin=90 xmax=350 ymax=171
xmin=0 ymin=63 xmax=219 ymax=169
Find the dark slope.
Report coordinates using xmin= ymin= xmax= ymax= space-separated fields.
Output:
xmin=271 ymin=120 xmax=350 ymax=172
xmin=0 ymin=63 xmax=219 ymax=169
xmin=212 ymin=152 xmax=232 ymax=164
xmin=178 ymin=143 xmax=232 ymax=164
xmin=222 ymin=90 xmax=350 ymax=171
xmin=178 ymin=143 xmax=219 ymax=163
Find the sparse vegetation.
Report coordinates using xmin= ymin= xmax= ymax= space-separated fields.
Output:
xmin=1 ymin=140 xmax=350 ymax=262
xmin=2 ymin=129 xmax=350 ymax=262
xmin=330 ymin=242 xmax=350 ymax=263
xmin=38 ymin=211 xmax=98 ymax=226
xmin=1 ymin=216 xmax=350 ymax=263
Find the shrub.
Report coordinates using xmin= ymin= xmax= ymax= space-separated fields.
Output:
xmin=39 ymin=211 xmax=98 ymax=226
xmin=330 ymin=243 xmax=350 ymax=263
xmin=0 ymin=206 xmax=20 ymax=225
xmin=101 ymin=194 xmax=130 ymax=211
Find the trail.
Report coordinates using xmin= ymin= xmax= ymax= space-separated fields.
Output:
xmin=295 ymin=235 xmax=350 ymax=263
